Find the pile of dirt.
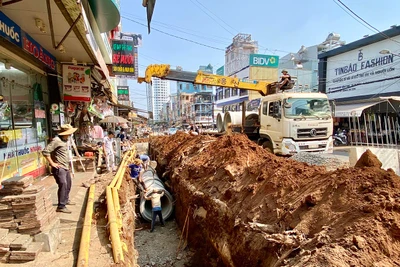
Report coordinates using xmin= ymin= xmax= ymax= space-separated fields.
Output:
xmin=150 ymin=133 xmax=400 ymax=266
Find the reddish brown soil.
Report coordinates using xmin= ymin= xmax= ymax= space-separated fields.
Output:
xmin=150 ymin=132 xmax=400 ymax=267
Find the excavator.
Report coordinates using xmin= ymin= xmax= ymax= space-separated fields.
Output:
xmin=138 ymin=64 xmax=334 ymax=155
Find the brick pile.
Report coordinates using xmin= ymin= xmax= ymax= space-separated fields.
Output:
xmin=0 ymin=176 xmax=56 ymax=235
xmin=0 ymin=229 xmax=43 ymax=263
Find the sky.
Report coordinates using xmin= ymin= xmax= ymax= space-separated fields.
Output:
xmin=119 ymin=0 xmax=400 ymax=111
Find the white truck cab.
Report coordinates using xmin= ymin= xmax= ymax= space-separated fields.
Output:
xmin=258 ymin=92 xmax=333 ymax=155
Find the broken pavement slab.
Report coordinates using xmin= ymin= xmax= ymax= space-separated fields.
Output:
xmin=9 ymin=242 xmax=44 ymax=262
xmin=34 ymin=218 xmax=61 ymax=253
xmin=9 ymin=234 xmax=32 ymax=250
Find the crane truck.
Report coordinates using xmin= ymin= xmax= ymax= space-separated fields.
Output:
xmin=138 ymin=64 xmax=334 ymax=155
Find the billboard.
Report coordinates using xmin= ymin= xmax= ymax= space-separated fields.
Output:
xmin=111 ymin=39 xmax=137 ymax=77
xmin=117 ymin=86 xmax=130 ymax=101
xmin=63 ymin=65 xmax=91 ymax=102
xmin=326 ymin=36 xmax=400 ymax=100
xmin=249 ymin=54 xmax=279 ymax=68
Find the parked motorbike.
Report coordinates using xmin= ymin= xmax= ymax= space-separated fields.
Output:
xmin=333 ymin=130 xmax=348 ymax=146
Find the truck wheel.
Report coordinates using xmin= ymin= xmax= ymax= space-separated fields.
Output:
xmin=262 ymin=141 xmax=273 ymax=154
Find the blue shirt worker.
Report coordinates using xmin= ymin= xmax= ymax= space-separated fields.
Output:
xmin=137 ymin=154 xmax=150 ymax=170
xmin=145 ymin=189 xmax=165 ymax=232
xmin=128 ymin=158 xmax=146 ymax=191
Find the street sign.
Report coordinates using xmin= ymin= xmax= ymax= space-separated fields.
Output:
xmin=249 ymin=54 xmax=279 ymax=68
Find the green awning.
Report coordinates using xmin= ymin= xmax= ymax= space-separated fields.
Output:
xmin=88 ymin=0 xmax=120 ymax=33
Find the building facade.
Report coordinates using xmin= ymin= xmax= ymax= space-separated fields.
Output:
xmin=175 ymin=65 xmax=214 ymax=126
xmin=278 ymin=33 xmax=346 ymax=92
xmin=148 ymin=78 xmax=170 ymax=122
xmin=0 ymin=0 xmax=120 ymax=180
xmin=318 ymin=26 xmax=400 ymax=146
xmin=215 ymin=34 xmax=279 ymax=112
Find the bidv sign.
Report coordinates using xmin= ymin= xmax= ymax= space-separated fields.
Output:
xmin=250 ymin=54 xmax=279 ymax=68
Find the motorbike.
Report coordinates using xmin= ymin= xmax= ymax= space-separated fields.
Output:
xmin=333 ymin=129 xmax=348 ymax=146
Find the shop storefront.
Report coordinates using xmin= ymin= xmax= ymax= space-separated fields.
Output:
xmin=0 ymin=11 xmax=55 ymax=181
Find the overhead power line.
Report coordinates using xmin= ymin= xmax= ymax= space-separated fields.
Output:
xmin=335 ymin=0 xmax=400 ymax=46
xmin=122 ymin=15 xmax=225 ymax=51
xmin=189 ymin=0 xmax=238 ymax=35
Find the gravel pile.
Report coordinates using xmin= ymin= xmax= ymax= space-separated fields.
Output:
xmin=290 ymin=152 xmax=349 ymax=171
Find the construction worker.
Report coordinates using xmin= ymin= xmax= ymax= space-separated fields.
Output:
xmin=145 ymin=188 xmax=165 ymax=232
xmin=278 ymin=69 xmax=292 ymax=89
xmin=128 ymin=158 xmax=146 ymax=191
xmin=136 ymin=154 xmax=150 ymax=170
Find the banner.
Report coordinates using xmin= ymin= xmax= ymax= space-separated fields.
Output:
xmin=63 ymin=65 xmax=91 ymax=102
xmin=117 ymin=86 xmax=130 ymax=101
xmin=111 ymin=39 xmax=137 ymax=77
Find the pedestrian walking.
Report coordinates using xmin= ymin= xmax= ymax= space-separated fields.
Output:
xmin=42 ymin=124 xmax=77 ymax=214
xmin=145 ymin=188 xmax=165 ymax=232
xmin=103 ymin=131 xmax=116 ymax=172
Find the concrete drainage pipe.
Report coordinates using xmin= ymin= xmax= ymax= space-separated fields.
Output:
xmin=139 ymin=169 xmax=174 ymax=222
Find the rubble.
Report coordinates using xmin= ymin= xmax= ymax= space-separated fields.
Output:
xmin=150 ymin=132 xmax=400 ymax=266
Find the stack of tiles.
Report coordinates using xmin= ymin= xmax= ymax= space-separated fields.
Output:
xmin=0 ymin=176 xmax=56 ymax=235
xmin=0 ymin=228 xmax=44 ymax=263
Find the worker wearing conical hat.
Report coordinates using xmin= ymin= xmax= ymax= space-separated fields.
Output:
xmin=42 ymin=124 xmax=77 ymax=214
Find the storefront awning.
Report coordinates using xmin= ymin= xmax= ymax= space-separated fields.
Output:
xmin=334 ymin=101 xmax=384 ymax=118
xmin=88 ymin=0 xmax=120 ymax=33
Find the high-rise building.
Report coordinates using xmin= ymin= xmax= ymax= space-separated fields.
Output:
xmin=175 ymin=64 xmax=215 ymax=126
xmin=147 ymin=78 xmax=170 ymax=122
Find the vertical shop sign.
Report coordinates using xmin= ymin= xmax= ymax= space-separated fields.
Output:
xmin=111 ymin=39 xmax=137 ymax=77
xmin=117 ymin=86 xmax=130 ymax=101
xmin=63 ymin=65 xmax=91 ymax=102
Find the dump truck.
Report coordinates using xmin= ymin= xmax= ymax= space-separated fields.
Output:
xmin=138 ymin=64 xmax=334 ymax=155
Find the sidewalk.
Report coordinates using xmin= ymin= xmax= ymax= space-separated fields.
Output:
xmin=6 ymin=170 xmax=95 ymax=267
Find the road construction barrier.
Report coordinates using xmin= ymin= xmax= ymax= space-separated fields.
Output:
xmin=139 ymin=169 xmax=174 ymax=222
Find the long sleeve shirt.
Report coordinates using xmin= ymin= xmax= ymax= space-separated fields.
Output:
xmin=42 ymin=136 xmax=69 ymax=170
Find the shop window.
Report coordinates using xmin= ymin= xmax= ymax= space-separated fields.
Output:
xmin=232 ymin=89 xmax=238 ymax=96
xmin=224 ymin=89 xmax=231 ymax=98
xmin=0 ymin=61 xmax=48 ymax=181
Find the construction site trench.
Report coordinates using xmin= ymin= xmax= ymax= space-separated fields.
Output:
xmin=143 ymin=132 xmax=400 ymax=267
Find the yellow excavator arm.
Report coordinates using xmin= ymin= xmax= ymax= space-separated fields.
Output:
xmin=138 ymin=64 xmax=274 ymax=96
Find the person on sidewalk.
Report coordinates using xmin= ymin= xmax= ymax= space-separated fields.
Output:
xmin=42 ymin=124 xmax=77 ymax=214
xmin=145 ymin=188 xmax=165 ymax=232
xmin=103 ymin=131 xmax=116 ymax=172
xmin=128 ymin=158 xmax=146 ymax=191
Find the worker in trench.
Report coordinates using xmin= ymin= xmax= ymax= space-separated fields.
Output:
xmin=128 ymin=158 xmax=147 ymax=191
xmin=145 ymin=188 xmax=165 ymax=232
xmin=136 ymin=153 xmax=150 ymax=170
